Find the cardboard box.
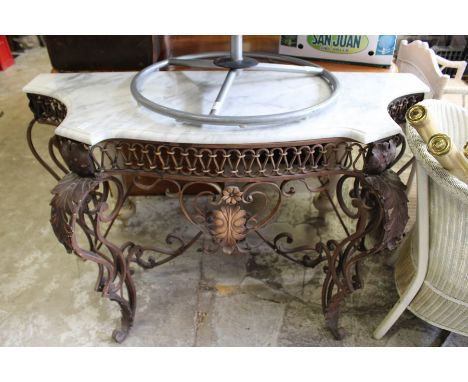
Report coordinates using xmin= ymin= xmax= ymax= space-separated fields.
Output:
xmin=279 ymin=35 xmax=397 ymax=67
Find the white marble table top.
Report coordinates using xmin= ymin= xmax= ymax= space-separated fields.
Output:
xmin=23 ymin=71 xmax=429 ymax=145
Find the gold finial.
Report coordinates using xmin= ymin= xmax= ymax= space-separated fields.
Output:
xmin=464 ymin=142 xmax=468 ymax=159
xmin=406 ymin=104 xmax=427 ymax=126
xmin=428 ymin=134 xmax=451 ymax=156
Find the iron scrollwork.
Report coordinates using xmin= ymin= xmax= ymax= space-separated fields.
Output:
xmin=48 ymin=154 xmax=408 ymax=341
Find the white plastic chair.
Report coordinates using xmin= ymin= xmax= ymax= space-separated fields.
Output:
xmin=374 ymin=99 xmax=468 ymax=339
xmin=396 ymin=40 xmax=468 ymax=107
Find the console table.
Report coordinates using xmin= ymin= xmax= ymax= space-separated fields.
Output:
xmin=24 ymin=70 xmax=428 ymax=343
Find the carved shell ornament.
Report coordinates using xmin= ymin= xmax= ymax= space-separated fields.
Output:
xmin=212 ymin=204 xmax=247 ymax=255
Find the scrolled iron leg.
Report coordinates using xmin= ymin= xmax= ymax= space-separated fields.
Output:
xmin=50 ymin=172 xmax=137 ymax=343
xmin=320 ymin=136 xmax=409 ymax=339
xmin=322 ymin=250 xmax=365 ymax=340
xmin=320 ymin=216 xmax=368 ymax=340
xmin=322 ymin=261 xmax=348 ymax=340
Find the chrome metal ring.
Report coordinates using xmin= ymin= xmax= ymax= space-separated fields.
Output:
xmin=131 ymin=51 xmax=340 ymax=127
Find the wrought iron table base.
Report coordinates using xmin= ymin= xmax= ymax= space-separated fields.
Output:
xmin=26 ymin=93 xmax=421 ymax=343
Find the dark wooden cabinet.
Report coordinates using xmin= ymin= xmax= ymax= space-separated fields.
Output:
xmin=44 ymin=35 xmax=158 ymax=72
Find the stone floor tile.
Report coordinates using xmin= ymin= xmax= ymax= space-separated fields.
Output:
xmin=195 ymin=293 xmax=286 ymax=346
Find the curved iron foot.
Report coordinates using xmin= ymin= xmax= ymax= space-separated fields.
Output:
xmin=110 ymin=273 xmax=137 ymax=343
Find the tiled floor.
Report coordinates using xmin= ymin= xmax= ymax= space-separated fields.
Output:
xmin=0 ymin=47 xmax=466 ymax=346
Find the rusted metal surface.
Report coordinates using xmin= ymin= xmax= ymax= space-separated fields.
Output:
xmin=27 ymin=92 xmax=419 ymax=342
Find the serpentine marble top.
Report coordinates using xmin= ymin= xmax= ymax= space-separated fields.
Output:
xmin=23 ymin=71 xmax=429 ymax=145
